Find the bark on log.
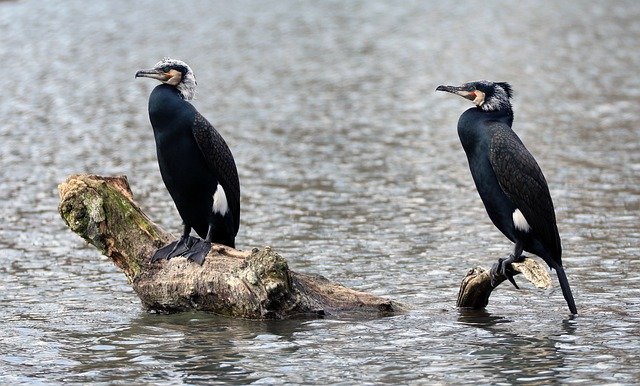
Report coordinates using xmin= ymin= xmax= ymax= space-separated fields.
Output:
xmin=58 ymin=174 xmax=406 ymax=318
xmin=456 ymin=258 xmax=552 ymax=310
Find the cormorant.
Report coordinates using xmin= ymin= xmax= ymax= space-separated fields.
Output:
xmin=436 ymin=80 xmax=577 ymax=314
xmin=135 ymin=58 xmax=240 ymax=265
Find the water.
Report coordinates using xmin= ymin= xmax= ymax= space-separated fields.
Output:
xmin=1 ymin=0 xmax=639 ymax=384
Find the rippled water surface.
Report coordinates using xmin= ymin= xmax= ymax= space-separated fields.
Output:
xmin=1 ymin=0 xmax=639 ymax=384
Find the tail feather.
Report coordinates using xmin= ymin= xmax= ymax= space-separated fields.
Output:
xmin=554 ymin=265 xmax=577 ymax=314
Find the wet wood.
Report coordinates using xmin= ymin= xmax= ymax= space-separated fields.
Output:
xmin=58 ymin=174 xmax=405 ymax=319
xmin=456 ymin=258 xmax=552 ymax=309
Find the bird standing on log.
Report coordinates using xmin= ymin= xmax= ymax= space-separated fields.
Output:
xmin=436 ymin=80 xmax=577 ymax=314
xmin=136 ymin=58 xmax=240 ymax=265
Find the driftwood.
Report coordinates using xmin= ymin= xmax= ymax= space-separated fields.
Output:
xmin=58 ymin=174 xmax=406 ymax=318
xmin=456 ymin=258 xmax=552 ymax=309
xmin=57 ymin=174 xmax=552 ymax=318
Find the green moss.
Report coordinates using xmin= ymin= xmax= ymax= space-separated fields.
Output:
xmin=105 ymin=184 xmax=162 ymax=241
xmin=59 ymin=192 xmax=108 ymax=253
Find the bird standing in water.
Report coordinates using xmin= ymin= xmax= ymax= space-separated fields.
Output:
xmin=436 ymin=80 xmax=577 ymax=314
xmin=136 ymin=58 xmax=240 ymax=265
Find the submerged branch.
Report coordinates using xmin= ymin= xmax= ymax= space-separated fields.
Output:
xmin=456 ymin=258 xmax=552 ymax=309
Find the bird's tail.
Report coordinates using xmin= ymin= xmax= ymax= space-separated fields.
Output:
xmin=554 ymin=265 xmax=577 ymax=315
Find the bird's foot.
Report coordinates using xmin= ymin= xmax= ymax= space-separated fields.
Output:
xmin=152 ymin=236 xmax=205 ymax=262
xmin=490 ymin=254 xmax=523 ymax=289
xmin=182 ymin=239 xmax=211 ymax=265
xmin=152 ymin=236 xmax=191 ymax=262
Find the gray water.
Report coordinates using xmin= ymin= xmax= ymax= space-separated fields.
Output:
xmin=1 ymin=0 xmax=639 ymax=384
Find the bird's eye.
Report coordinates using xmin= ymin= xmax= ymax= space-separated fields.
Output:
xmin=161 ymin=66 xmax=170 ymax=73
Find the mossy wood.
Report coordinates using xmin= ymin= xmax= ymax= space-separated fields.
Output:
xmin=58 ymin=174 xmax=405 ymax=318
xmin=58 ymin=174 xmax=551 ymax=318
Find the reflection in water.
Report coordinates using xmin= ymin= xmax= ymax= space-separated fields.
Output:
xmin=1 ymin=0 xmax=639 ymax=384
xmin=61 ymin=313 xmax=313 ymax=384
xmin=458 ymin=310 xmax=576 ymax=383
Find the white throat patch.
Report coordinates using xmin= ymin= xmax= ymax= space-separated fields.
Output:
xmin=176 ymin=73 xmax=196 ymax=101
xmin=213 ymin=184 xmax=229 ymax=215
xmin=512 ymin=209 xmax=531 ymax=232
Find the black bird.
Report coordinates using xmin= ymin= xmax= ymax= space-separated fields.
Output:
xmin=135 ymin=58 xmax=240 ymax=264
xmin=436 ymin=80 xmax=577 ymax=314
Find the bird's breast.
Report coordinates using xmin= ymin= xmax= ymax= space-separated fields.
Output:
xmin=150 ymin=113 xmax=216 ymax=199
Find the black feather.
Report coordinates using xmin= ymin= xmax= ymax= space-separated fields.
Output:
xmin=192 ymin=112 xmax=241 ymax=235
xmin=496 ymin=82 xmax=513 ymax=99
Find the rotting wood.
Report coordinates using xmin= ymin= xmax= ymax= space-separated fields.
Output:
xmin=456 ymin=258 xmax=552 ymax=310
xmin=58 ymin=174 xmax=405 ymax=318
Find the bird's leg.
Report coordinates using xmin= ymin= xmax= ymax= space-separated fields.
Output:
xmin=490 ymin=240 xmax=525 ymax=289
xmin=151 ymin=224 xmax=192 ymax=262
xmin=204 ymin=224 xmax=215 ymax=243
xmin=182 ymin=223 xmax=213 ymax=266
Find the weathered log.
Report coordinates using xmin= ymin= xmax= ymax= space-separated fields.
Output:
xmin=456 ymin=258 xmax=552 ymax=309
xmin=58 ymin=174 xmax=406 ymax=318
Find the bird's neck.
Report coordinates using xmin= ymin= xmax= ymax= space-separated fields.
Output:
xmin=472 ymin=106 xmax=514 ymax=127
xmin=457 ymin=107 xmax=514 ymax=152
xmin=148 ymin=84 xmax=194 ymax=131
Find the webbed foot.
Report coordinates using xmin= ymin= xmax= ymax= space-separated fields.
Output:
xmin=489 ymin=254 xmax=524 ymax=289
xmin=152 ymin=236 xmax=192 ymax=262
xmin=152 ymin=236 xmax=203 ymax=261
xmin=182 ymin=239 xmax=211 ymax=265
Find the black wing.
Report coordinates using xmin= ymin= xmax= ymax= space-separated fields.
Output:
xmin=192 ymin=112 xmax=240 ymax=235
xmin=488 ymin=123 xmax=561 ymax=259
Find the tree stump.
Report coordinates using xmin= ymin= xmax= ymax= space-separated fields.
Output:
xmin=58 ymin=174 xmax=406 ymax=318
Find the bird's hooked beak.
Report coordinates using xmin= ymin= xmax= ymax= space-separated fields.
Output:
xmin=436 ymin=85 xmax=475 ymax=100
xmin=135 ymin=68 xmax=167 ymax=81
xmin=135 ymin=68 xmax=183 ymax=86
xmin=436 ymin=84 xmax=486 ymax=107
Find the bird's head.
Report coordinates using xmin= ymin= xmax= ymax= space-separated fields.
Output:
xmin=436 ymin=80 xmax=513 ymax=112
xmin=135 ymin=58 xmax=197 ymax=100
